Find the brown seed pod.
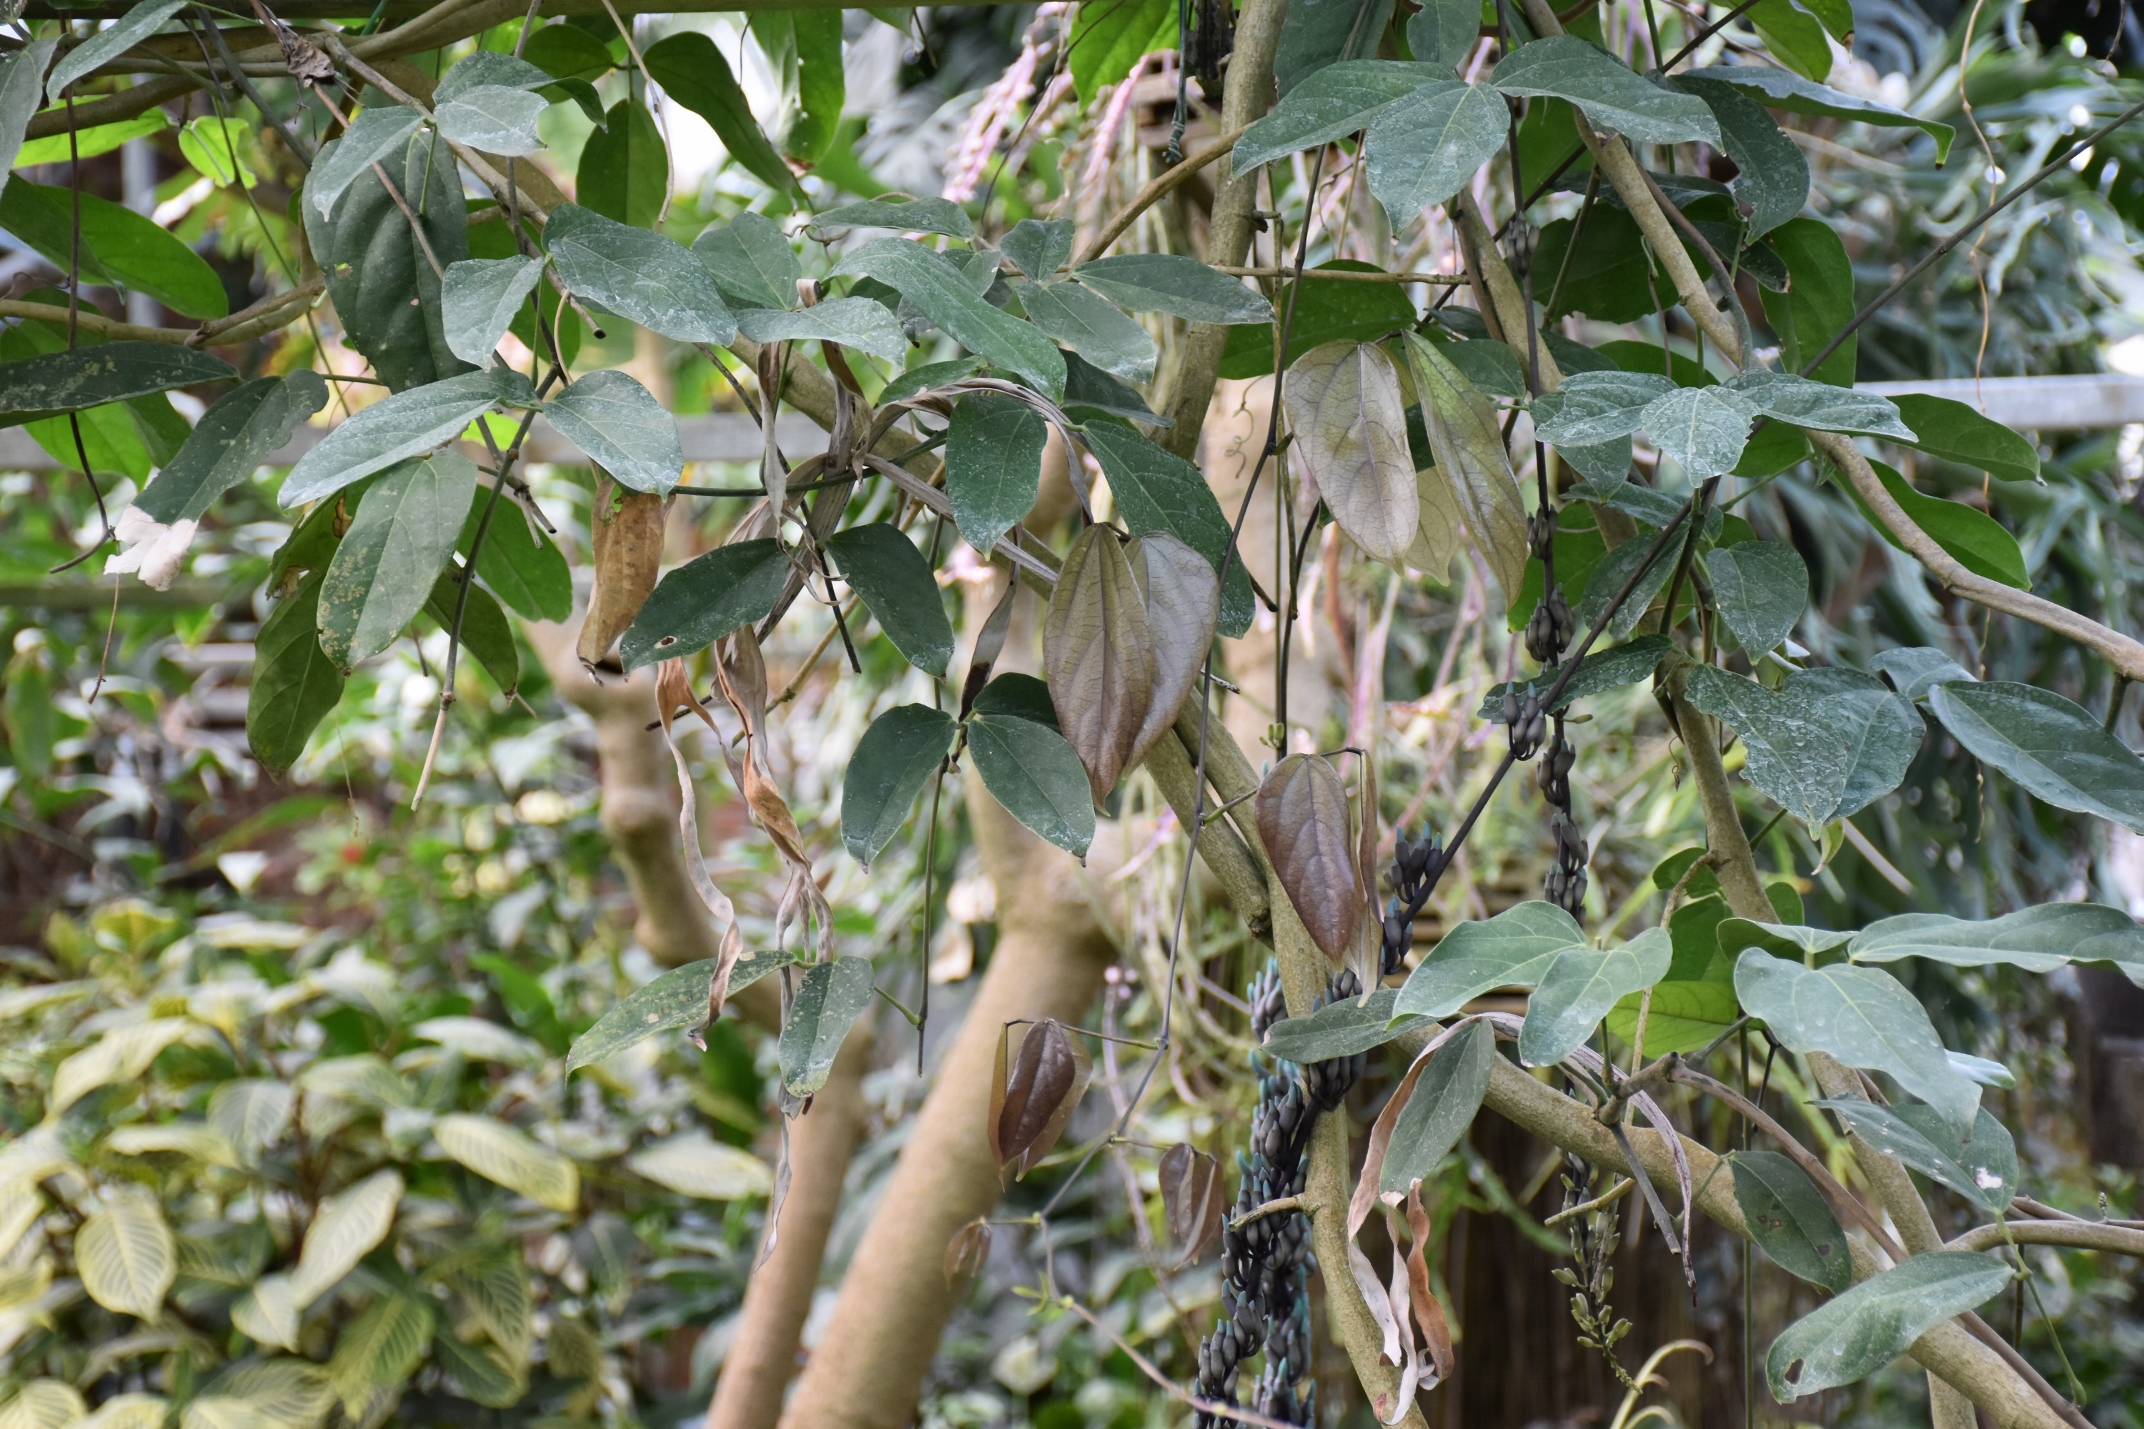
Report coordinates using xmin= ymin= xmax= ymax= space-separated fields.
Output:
xmin=1256 ymin=753 xmax=1365 ymax=962
xmin=1157 ymin=1142 xmax=1225 ymax=1265
xmin=576 ymin=476 xmax=667 ymax=669
xmin=988 ymin=1019 xmax=1092 ymax=1181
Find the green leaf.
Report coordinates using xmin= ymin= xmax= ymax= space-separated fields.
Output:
xmin=1834 ymin=459 xmax=2029 ymax=589
xmin=1065 ymin=350 xmax=1165 ymax=424
xmin=619 ymin=538 xmax=789 ymax=669
xmin=434 ymin=1113 xmax=579 ymax=1211
xmin=827 ymin=523 xmax=954 ymax=675
xmin=1868 ymin=646 xmax=1975 ymax=700
xmin=248 ymin=570 xmax=344 ymax=777
xmin=1518 ymin=928 xmax=1671 ymax=1065
xmin=1531 ymin=198 xmax=1659 ymax=326
xmin=1717 ymin=917 xmax=1853 ymax=963
xmin=47 ymin=1 xmax=184 ymax=102
xmin=136 ymin=372 xmax=327 ymax=526
xmin=1395 ymin=900 xmax=1587 ymax=1018
xmin=1640 ymin=385 xmax=1753 ymax=476
xmin=1703 ymin=541 xmax=1807 ymax=655
xmin=833 ymin=238 xmax=1065 ymax=398
xmin=0 ymin=40 xmax=59 ymax=182
xmin=1072 ymin=253 xmax=1274 ymax=325
xmin=524 ymin=20 xmax=615 ymax=80
xmin=1683 ymin=65 xmax=1955 ymax=164
xmin=693 ymin=211 xmax=802 ymax=310
xmin=1572 ymin=525 xmax=1677 ymax=642
xmin=1890 ymin=393 xmax=2039 ymax=483
xmin=968 ymin=712 xmax=1096 ymax=857
xmin=1380 ymin=1018 xmax=1496 ymax=1195
xmin=1727 ymin=372 xmax=1912 ymax=440
xmin=281 ymin=368 xmax=530 ymax=507
xmin=778 ymin=956 xmax=877 ymax=1096
xmin=1079 ymin=421 xmax=1255 ymax=638
xmin=0 ymin=342 xmax=233 ymax=426
xmin=735 ymin=297 xmax=909 ymax=364
xmin=423 ymin=571 xmax=519 ymax=692
xmin=442 ymin=256 xmax=545 ymax=366
xmin=460 ymin=499 xmax=571 ymax=622
xmin=546 ymin=201 xmax=736 ymax=344
xmin=1015 ymin=279 xmax=1157 ymax=382
xmin=15 ymin=111 xmax=168 ymax=168
xmin=1404 ymin=331 xmax=1532 ymax=603
xmin=644 ymin=32 xmax=795 ymax=195
xmin=842 ymin=704 xmax=956 ymax=866
xmin=1815 ymin=1099 xmax=2017 ymax=1210
xmin=434 ymin=1332 xmax=526 ymax=1409
xmin=1276 ymin=0 xmax=1396 ymax=95
xmin=971 ymin=672 xmax=1061 ymax=728
xmin=577 ymin=98 xmax=668 ymax=228
xmin=436 ymin=49 xmax=553 ymax=101
xmin=1768 ymin=1252 xmax=2009 ymax=1401
xmin=1233 ymin=61 xmax=1446 ymax=172
xmin=1850 ymin=902 xmax=2144 ymax=987
xmin=329 ymin=1294 xmax=435 ymax=1410
xmin=566 ymin=951 xmax=791 ymax=1070
xmin=1002 ymin=218 xmax=1075 ymax=279
xmin=1759 ymin=218 xmax=1856 ymax=387
xmin=1219 ymin=260 xmax=1419 ymax=378
xmin=1673 ymin=76 xmax=1807 ymax=238
xmin=1533 ymin=369 xmax=1674 ymax=446
xmin=1734 ymin=954 xmax=1980 ymax=1132
xmin=1684 ymin=665 xmax=1921 ymax=826
xmin=1927 ymin=680 xmax=2144 ymax=835
xmin=1492 ymin=38 xmax=1720 ymax=146
xmin=944 ymin=392 xmax=1049 ymax=555
xmin=1364 ymin=80 xmax=1510 ymax=223
xmin=751 ymin=8 xmax=844 ymax=164
xmin=1476 ymin=634 xmax=1672 ymax=719
xmin=436 ymin=84 xmax=547 ymax=156
xmin=1730 ymin=1150 xmax=1851 ymax=1292
xmin=1263 ymin=987 xmax=1425 ymax=1063
xmin=1604 ymin=976 xmax=1740 ymax=1055
xmin=318 ymin=452 xmax=478 ymax=670
xmin=1745 ymin=0 xmax=1833 ymax=81
xmin=1066 ymin=0 xmax=1174 ymax=101
xmin=816 ymin=195 xmax=975 ymax=241
xmin=77 ymin=1190 xmax=175 ymax=1318
xmin=303 ymin=103 xmax=424 ymax=217
xmin=543 ymin=368 xmax=683 ymax=495
xmin=304 ymin=125 xmax=471 ymax=392
xmin=1408 ymin=0 xmax=1481 ymax=67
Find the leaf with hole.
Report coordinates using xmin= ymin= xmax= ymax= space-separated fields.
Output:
xmin=1815 ymin=1098 xmax=2016 ymax=1210
xmin=543 ymin=368 xmax=684 ymax=495
xmin=734 ymin=297 xmax=909 ymax=364
xmin=316 ymin=452 xmax=476 ymax=670
xmin=968 ymin=712 xmax=1096 ymax=857
xmin=779 ymin=956 xmax=877 ymax=1097
xmin=1395 ymin=900 xmax=1590 ymax=1018
xmin=834 ymin=239 xmax=1064 ymax=397
xmin=1257 ymin=754 xmax=1364 ymax=962
xmin=1285 ymin=341 xmax=1418 ymax=562
xmin=1704 ymin=541 xmax=1807 ymax=655
xmin=692 ymin=211 xmax=802 ymax=310
xmin=619 ymin=538 xmax=789 ymax=670
xmin=828 ymin=524 xmax=954 ymax=676
xmin=1731 ymin=1150 xmax=1851 ymax=1292
xmin=1402 ymin=332 xmax=1530 ymax=604
xmin=1927 ymin=680 xmax=2144 ymax=835
xmin=1767 ymin=1252 xmax=2008 ymax=1401
xmin=1080 ymin=421 xmax=1255 ymax=637
xmin=1850 ymin=902 xmax=2144 ymax=988
xmin=1379 ymin=1017 xmax=1495 ymax=1195
xmin=842 ymin=705 xmax=956 ymax=866
xmin=944 ymin=392 xmax=1049 ymax=555
xmin=434 ymin=1114 xmax=579 ymax=1211
xmin=1364 ymin=80 xmax=1510 ymax=223
xmin=1491 ymin=38 xmax=1720 ymax=146
xmin=645 ymin=32 xmax=795 ymax=195
xmin=1072 ymin=253 xmax=1273 ymax=325
xmin=1518 ymin=928 xmax=1671 ymax=1065
xmin=566 ymin=951 xmax=792 ymax=1070
xmin=547 ymin=202 xmax=735 ymax=344
xmin=247 ymin=570 xmax=343 ymax=776
xmin=1675 ymin=76 xmax=1807 ymax=238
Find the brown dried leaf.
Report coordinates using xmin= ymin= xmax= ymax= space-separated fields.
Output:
xmin=1043 ymin=526 xmax=1156 ymax=804
xmin=944 ymin=1218 xmax=993 ymax=1292
xmin=712 ymin=634 xmax=830 ymax=958
xmin=1157 ymin=1142 xmax=1224 ymax=1264
xmin=1404 ymin=1185 xmax=1454 ymax=1383
xmin=1403 ymin=467 xmax=1464 ymax=583
xmin=651 ymin=660 xmax=745 ymax=1031
xmin=577 ymin=477 xmax=667 ymax=668
xmin=1402 ymin=332 xmax=1529 ymax=603
xmin=249 ymin=0 xmax=335 ymax=84
xmin=1256 ymin=754 xmax=1364 ymax=962
xmin=1126 ymin=533 xmax=1220 ymax=770
xmin=1285 ymin=341 xmax=1419 ymax=563
xmin=993 ymin=1019 xmax=1091 ymax=1180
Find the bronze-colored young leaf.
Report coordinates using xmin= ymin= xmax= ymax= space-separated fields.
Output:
xmin=1284 ymin=340 xmax=1418 ymax=562
xmin=1157 ymin=1142 xmax=1224 ymax=1264
xmin=1402 ymin=467 xmax=1464 ymax=583
xmin=577 ymin=478 xmax=668 ymax=667
xmin=1127 ymin=532 xmax=1220 ymax=768
xmin=1043 ymin=526 xmax=1157 ymax=804
xmin=1403 ymin=332 xmax=1529 ymax=603
xmin=991 ymin=1019 xmax=1092 ymax=1180
xmin=944 ymin=1217 xmax=993 ymax=1292
xmin=1257 ymin=754 xmax=1365 ymax=962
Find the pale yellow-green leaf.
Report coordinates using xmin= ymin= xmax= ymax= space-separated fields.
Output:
xmin=209 ymin=1358 xmax=333 ymax=1429
xmin=208 ymin=1081 xmax=295 ymax=1162
xmin=180 ymin=1397 xmax=271 ymax=1429
xmin=327 ymin=1293 xmax=433 ymax=1413
xmin=77 ymin=1191 xmax=176 ymax=1319
xmin=0 ymin=981 xmax=96 ymax=1023
xmin=544 ymin=1314 xmax=603 ymax=1380
xmin=626 ymin=1134 xmax=772 ymax=1201
xmin=1403 ymin=466 xmax=1465 ymax=583
xmin=1042 ymin=525 xmax=1156 ymax=805
xmin=0 ymin=1181 xmax=44 ymax=1264
xmin=1125 ymin=533 xmax=1220 ymax=769
xmin=230 ymin=1272 xmax=300 ymax=1351
xmin=1402 ymin=331 xmax=1530 ymax=603
xmin=435 ymin=1333 xmax=528 ymax=1409
xmin=444 ymin=1251 xmax=532 ymax=1359
xmin=0 ymin=1258 xmax=52 ymax=1313
xmin=295 ymin=1055 xmax=412 ymax=1110
xmin=290 ymin=1169 xmax=402 ymax=1309
xmin=1284 ymin=340 xmax=1419 ymax=562
xmin=0 ymin=1380 xmax=86 ymax=1429
xmin=0 ymin=1129 xmax=72 ymax=1195
xmin=104 ymin=1123 xmax=242 ymax=1168
xmin=49 ymin=1019 xmax=195 ymax=1117
xmin=433 ymin=1115 xmax=579 ymax=1213
xmin=80 ymin=1393 xmax=167 ymax=1429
